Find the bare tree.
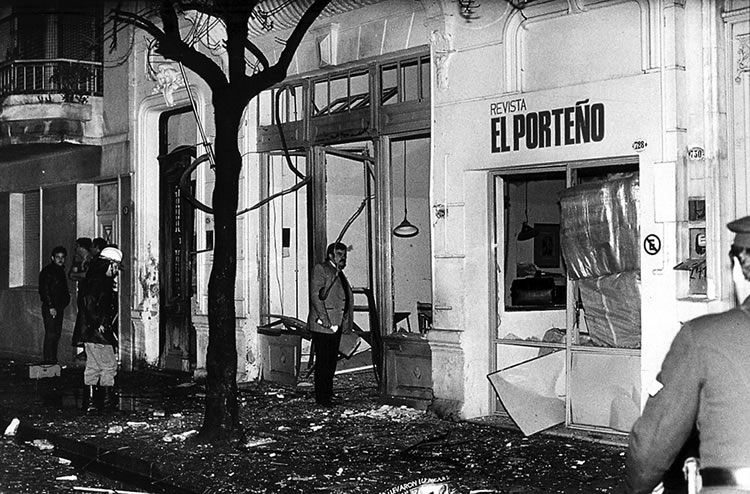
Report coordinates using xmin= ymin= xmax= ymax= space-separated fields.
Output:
xmin=111 ymin=0 xmax=332 ymax=443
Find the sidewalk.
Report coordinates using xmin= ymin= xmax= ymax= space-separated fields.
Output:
xmin=0 ymin=359 xmax=627 ymax=493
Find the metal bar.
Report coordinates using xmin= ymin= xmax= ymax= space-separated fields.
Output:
xmin=178 ymin=63 xmax=215 ymax=168
xmin=321 ymin=146 xmax=376 ymax=163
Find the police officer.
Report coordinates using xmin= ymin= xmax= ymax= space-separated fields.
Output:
xmin=625 ymin=216 xmax=750 ymax=493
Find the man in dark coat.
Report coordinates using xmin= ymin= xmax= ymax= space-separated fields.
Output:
xmin=307 ymin=242 xmax=354 ymax=407
xmin=81 ymin=246 xmax=121 ymax=413
xmin=625 ymin=216 xmax=750 ymax=493
xmin=68 ymin=237 xmax=92 ymax=354
xmin=38 ymin=246 xmax=70 ymax=364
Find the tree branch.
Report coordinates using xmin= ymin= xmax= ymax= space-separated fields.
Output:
xmin=224 ymin=15 xmax=250 ymax=84
xmin=276 ymin=0 xmax=333 ymax=70
xmin=245 ymin=39 xmax=269 ymax=71
xmin=111 ymin=9 xmax=164 ymax=39
xmin=113 ymin=3 xmax=227 ymax=90
xmin=160 ymin=0 xmax=181 ymax=36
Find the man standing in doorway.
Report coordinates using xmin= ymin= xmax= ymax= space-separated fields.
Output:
xmin=38 ymin=246 xmax=70 ymax=364
xmin=307 ymin=242 xmax=353 ymax=407
xmin=625 ymin=216 xmax=750 ymax=493
xmin=69 ymin=237 xmax=92 ymax=355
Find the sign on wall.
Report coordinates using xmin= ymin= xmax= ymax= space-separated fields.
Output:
xmin=490 ymin=98 xmax=606 ymax=153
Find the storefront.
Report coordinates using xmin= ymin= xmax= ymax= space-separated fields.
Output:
xmin=428 ymin=0 xmax=749 ymax=434
xmin=121 ymin=0 xmax=749 ymax=438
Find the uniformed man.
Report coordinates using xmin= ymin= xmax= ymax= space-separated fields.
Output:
xmin=625 ymin=216 xmax=750 ymax=493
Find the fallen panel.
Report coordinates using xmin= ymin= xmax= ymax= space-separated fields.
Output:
xmin=487 ymin=350 xmax=565 ymax=436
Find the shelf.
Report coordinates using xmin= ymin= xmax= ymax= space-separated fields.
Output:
xmin=504 ymin=304 xmax=566 ymax=312
xmin=570 ymin=345 xmax=640 ymax=356
xmin=495 ymin=340 xmax=565 ymax=349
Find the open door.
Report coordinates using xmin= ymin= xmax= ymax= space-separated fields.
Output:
xmin=158 ymin=145 xmax=197 ymax=372
xmin=259 ymin=143 xmax=379 ymax=384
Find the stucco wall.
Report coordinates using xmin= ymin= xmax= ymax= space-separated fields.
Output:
xmin=426 ymin=0 xmax=726 ymax=419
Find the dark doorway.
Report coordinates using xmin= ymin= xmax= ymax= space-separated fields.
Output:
xmin=158 ymin=108 xmax=197 ymax=372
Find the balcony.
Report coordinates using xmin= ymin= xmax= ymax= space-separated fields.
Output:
xmin=0 ymin=59 xmax=103 ymax=146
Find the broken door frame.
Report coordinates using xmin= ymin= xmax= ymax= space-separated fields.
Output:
xmin=491 ymin=156 xmax=641 ymax=435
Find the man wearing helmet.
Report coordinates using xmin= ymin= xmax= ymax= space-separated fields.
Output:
xmin=81 ymin=246 xmax=122 ymax=414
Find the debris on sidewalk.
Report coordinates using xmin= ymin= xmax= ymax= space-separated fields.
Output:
xmin=30 ymin=439 xmax=54 ymax=451
xmin=162 ymin=429 xmax=198 ymax=442
xmin=126 ymin=421 xmax=149 ymax=429
xmin=243 ymin=436 xmax=276 ymax=448
xmin=107 ymin=425 xmax=123 ymax=434
xmin=0 ymin=361 xmax=628 ymax=494
xmin=344 ymin=404 xmax=426 ymax=422
xmin=4 ymin=417 xmax=19 ymax=436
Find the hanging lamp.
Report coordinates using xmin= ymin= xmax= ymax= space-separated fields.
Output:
xmin=393 ymin=140 xmax=419 ymax=238
xmin=517 ymin=182 xmax=538 ymax=241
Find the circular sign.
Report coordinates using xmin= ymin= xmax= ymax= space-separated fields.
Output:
xmin=644 ymin=234 xmax=661 ymax=255
xmin=688 ymin=147 xmax=705 ymax=161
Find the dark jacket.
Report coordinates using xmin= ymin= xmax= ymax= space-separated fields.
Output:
xmin=625 ymin=297 xmax=750 ymax=492
xmin=307 ymin=261 xmax=353 ymax=334
xmin=38 ymin=263 xmax=70 ymax=309
xmin=80 ymin=258 xmax=118 ymax=346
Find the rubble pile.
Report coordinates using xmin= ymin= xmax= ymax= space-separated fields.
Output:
xmin=0 ymin=361 xmax=627 ymax=493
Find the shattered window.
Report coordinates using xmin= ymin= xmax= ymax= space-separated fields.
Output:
xmin=258 ymin=85 xmax=303 ymax=127
xmin=312 ymin=70 xmax=371 ymax=117
xmin=380 ymin=56 xmax=430 ymax=105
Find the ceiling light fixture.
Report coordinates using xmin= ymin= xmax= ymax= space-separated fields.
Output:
xmin=393 ymin=140 xmax=419 ymax=238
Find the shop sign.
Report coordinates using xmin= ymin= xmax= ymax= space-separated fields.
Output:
xmin=490 ymin=98 xmax=605 ymax=153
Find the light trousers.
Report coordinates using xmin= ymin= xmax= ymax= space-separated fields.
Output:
xmin=83 ymin=342 xmax=117 ymax=386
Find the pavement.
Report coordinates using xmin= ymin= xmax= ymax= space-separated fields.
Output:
xmin=0 ymin=358 xmax=629 ymax=493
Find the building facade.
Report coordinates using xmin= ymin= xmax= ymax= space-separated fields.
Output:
xmin=0 ymin=1 xmax=133 ymax=367
xmin=2 ymin=0 xmax=749 ymax=438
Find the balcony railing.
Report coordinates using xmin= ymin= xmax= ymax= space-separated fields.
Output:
xmin=0 ymin=59 xmax=103 ymax=100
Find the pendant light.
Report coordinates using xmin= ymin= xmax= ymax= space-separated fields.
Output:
xmin=392 ymin=140 xmax=419 ymax=238
xmin=517 ymin=182 xmax=538 ymax=241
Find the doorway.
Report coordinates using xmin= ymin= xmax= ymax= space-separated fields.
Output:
xmin=492 ymin=158 xmax=641 ymax=434
xmin=259 ymin=142 xmax=379 ymax=382
xmin=158 ymin=108 xmax=198 ymax=372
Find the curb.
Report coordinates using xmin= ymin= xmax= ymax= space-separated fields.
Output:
xmin=3 ymin=416 xmax=199 ymax=494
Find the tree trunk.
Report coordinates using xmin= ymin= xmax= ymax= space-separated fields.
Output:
xmin=199 ymin=98 xmax=244 ymax=442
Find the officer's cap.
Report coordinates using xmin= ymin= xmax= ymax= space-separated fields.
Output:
xmin=727 ymin=216 xmax=750 ymax=249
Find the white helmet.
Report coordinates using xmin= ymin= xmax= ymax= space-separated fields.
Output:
xmin=100 ymin=247 xmax=123 ymax=264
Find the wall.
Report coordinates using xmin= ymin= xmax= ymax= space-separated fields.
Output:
xmin=427 ymin=0 xmax=733 ymax=419
xmin=392 ymin=137 xmax=432 ymax=319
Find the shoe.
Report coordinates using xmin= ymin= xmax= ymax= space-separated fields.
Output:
xmin=85 ymin=385 xmax=98 ymax=414
xmin=102 ymin=386 xmax=118 ymax=413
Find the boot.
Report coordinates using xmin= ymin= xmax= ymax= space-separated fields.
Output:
xmin=85 ymin=385 xmax=98 ymax=414
xmin=102 ymin=386 xmax=118 ymax=413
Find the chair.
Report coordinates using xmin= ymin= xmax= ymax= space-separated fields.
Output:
xmin=417 ymin=302 xmax=433 ymax=334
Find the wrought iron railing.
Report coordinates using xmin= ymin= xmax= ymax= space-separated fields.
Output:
xmin=0 ymin=59 xmax=103 ymax=100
